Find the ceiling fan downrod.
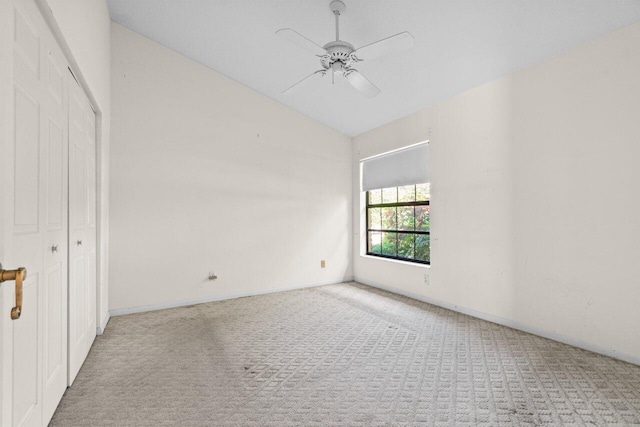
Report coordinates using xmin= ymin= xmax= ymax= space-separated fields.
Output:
xmin=330 ymin=0 xmax=346 ymax=41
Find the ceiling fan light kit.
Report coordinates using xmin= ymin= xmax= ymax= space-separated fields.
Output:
xmin=277 ymin=0 xmax=415 ymax=98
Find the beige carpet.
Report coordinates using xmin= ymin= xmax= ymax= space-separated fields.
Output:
xmin=50 ymin=282 xmax=640 ymax=426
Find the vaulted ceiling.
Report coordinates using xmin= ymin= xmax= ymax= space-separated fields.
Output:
xmin=107 ymin=0 xmax=640 ymax=136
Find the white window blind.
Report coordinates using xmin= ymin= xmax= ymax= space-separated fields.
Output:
xmin=361 ymin=142 xmax=429 ymax=191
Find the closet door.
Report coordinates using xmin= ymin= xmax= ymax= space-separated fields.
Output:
xmin=0 ymin=0 xmax=69 ymax=425
xmin=42 ymin=38 xmax=69 ymax=423
xmin=68 ymin=75 xmax=97 ymax=385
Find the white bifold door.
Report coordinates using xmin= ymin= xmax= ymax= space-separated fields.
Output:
xmin=67 ymin=74 xmax=97 ymax=385
xmin=0 ymin=0 xmax=69 ymax=424
xmin=0 ymin=0 xmax=97 ymax=425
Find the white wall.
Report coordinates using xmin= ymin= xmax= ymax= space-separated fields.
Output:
xmin=353 ymin=21 xmax=640 ymax=362
xmin=109 ymin=23 xmax=352 ymax=311
xmin=42 ymin=0 xmax=111 ymax=327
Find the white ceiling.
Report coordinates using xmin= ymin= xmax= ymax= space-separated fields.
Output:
xmin=107 ymin=0 xmax=640 ymax=136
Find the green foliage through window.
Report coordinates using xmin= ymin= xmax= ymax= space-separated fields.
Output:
xmin=367 ymin=183 xmax=430 ymax=264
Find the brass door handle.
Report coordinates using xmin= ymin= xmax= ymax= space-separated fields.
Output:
xmin=0 ymin=265 xmax=27 ymax=320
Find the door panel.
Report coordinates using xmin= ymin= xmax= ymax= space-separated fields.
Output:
xmin=1 ymin=0 xmax=74 ymax=425
xmin=42 ymin=243 xmax=67 ymax=423
xmin=46 ymin=119 xmax=63 ymax=229
xmin=13 ymin=86 xmax=40 ymax=234
xmin=70 ymin=254 xmax=86 ymax=346
xmin=87 ymin=249 xmax=96 ymax=327
xmin=68 ymin=77 xmax=96 ymax=384
xmin=13 ymin=6 xmax=39 ymax=80
xmin=10 ymin=5 xmax=44 ymax=424
xmin=69 ymin=140 xmax=85 ymax=231
xmin=44 ymin=264 xmax=63 ymax=384
xmin=86 ymin=155 xmax=96 ymax=228
xmin=46 ymin=52 xmax=64 ymax=107
xmin=12 ymin=275 xmax=40 ymax=427
xmin=42 ymin=45 xmax=69 ymax=423
xmin=69 ymin=90 xmax=83 ymax=135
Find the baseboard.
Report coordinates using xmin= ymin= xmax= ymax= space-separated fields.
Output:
xmin=110 ymin=277 xmax=354 ymax=317
xmin=355 ymin=276 xmax=640 ymax=366
xmin=96 ymin=311 xmax=111 ymax=335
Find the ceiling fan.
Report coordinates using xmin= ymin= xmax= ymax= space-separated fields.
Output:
xmin=276 ymin=0 xmax=414 ymax=98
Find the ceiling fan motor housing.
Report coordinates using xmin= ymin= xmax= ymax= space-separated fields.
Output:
xmin=321 ymin=40 xmax=357 ymax=70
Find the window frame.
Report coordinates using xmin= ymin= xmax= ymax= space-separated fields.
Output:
xmin=365 ymin=185 xmax=430 ymax=265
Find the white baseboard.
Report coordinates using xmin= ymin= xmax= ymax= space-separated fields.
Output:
xmin=355 ymin=276 xmax=640 ymax=366
xmin=109 ymin=277 xmax=354 ymax=317
xmin=96 ymin=311 xmax=111 ymax=335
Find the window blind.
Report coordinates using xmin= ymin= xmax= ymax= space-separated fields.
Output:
xmin=361 ymin=142 xmax=429 ymax=191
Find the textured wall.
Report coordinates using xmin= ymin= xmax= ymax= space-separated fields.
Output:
xmin=353 ymin=21 xmax=640 ymax=362
xmin=110 ymin=23 xmax=352 ymax=311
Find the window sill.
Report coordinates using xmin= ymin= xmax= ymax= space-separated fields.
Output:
xmin=360 ymin=254 xmax=431 ymax=268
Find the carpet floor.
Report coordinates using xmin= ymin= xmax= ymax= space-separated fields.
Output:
xmin=50 ymin=282 xmax=640 ymax=426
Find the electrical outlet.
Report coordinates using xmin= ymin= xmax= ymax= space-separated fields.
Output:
xmin=423 ymin=274 xmax=429 ymax=285
xmin=321 ymin=260 xmax=326 ymax=268
xmin=208 ymin=272 xmax=218 ymax=281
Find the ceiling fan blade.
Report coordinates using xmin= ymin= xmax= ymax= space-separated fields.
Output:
xmin=283 ymin=70 xmax=326 ymax=94
xmin=354 ymin=31 xmax=414 ymax=61
xmin=276 ymin=28 xmax=327 ymax=56
xmin=344 ymin=70 xmax=381 ymax=98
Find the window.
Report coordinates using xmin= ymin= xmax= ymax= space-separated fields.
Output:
xmin=366 ymin=183 xmax=430 ymax=264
